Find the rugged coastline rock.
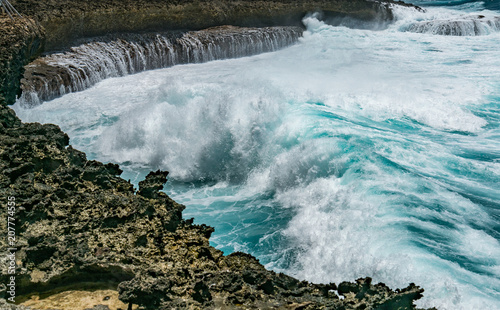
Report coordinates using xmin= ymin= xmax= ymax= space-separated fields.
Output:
xmin=0 ymin=104 xmax=434 ymax=309
xmin=404 ymin=15 xmax=500 ymax=36
xmin=1 ymin=0 xmax=422 ymax=107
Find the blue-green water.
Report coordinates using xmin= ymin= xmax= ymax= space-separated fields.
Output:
xmin=412 ymin=0 xmax=500 ymax=11
xmin=14 ymin=2 xmax=500 ymax=309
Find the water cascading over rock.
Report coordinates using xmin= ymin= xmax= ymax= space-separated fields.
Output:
xmin=19 ymin=26 xmax=303 ymax=106
xmin=404 ymin=15 xmax=500 ymax=36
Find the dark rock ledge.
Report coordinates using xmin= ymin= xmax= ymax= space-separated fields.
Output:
xmin=0 ymin=104 xmax=435 ymax=309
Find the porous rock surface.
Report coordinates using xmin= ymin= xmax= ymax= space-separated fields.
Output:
xmin=0 ymin=104 xmax=434 ymax=309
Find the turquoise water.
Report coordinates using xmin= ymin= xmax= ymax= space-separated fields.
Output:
xmin=411 ymin=0 xmax=500 ymax=11
xmin=14 ymin=2 xmax=500 ymax=309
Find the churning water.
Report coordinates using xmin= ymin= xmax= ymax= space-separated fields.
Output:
xmin=14 ymin=2 xmax=500 ymax=309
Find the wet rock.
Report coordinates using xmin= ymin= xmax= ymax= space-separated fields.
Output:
xmin=1 ymin=0 xmax=432 ymax=308
xmin=0 ymin=104 xmax=21 ymax=128
xmin=338 ymin=277 xmax=426 ymax=310
xmin=137 ymin=170 xmax=169 ymax=199
xmin=20 ymin=26 xmax=302 ymax=105
xmin=405 ymin=16 xmax=500 ymax=36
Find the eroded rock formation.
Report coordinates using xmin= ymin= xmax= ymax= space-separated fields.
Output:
xmin=20 ymin=26 xmax=303 ymax=105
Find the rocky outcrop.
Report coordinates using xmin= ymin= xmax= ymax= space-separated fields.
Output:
xmin=0 ymin=17 xmax=44 ymax=106
xmin=0 ymin=104 xmax=435 ymax=309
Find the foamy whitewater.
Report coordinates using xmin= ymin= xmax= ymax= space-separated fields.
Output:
xmin=14 ymin=1 xmax=500 ymax=309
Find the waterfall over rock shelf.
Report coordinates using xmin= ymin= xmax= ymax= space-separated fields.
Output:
xmin=403 ymin=15 xmax=500 ymax=36
xmin=20 ymin=26 xmax=303 ymax=106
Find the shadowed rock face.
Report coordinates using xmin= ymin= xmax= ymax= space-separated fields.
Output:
xmin=0 ymin=0 xmax=420 ymax=104
xmin=0 ymin=105 xmax=435 ymax=309
xmin=1 ymin=0 xmax=421 ymax=107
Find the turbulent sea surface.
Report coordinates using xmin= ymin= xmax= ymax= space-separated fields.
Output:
xmin=14 ymin=1 xmax=500 ymax=309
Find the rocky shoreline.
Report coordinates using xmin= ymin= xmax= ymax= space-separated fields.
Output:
xmin=2 ymin=0 xmax=423 ymax=107
xmin=0 ymin=0 xmax=435 ymax=309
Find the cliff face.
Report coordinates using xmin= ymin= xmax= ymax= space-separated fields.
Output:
xmin=0 ymin=104 xmax=431 ymax=309
xmin=0 ymin=17 xmax=44 ymax=106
